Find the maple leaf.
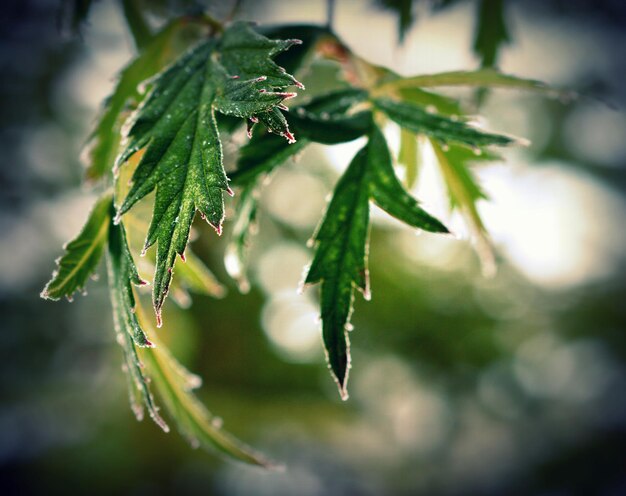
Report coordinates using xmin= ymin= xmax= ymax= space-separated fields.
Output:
xmin=41 ymin=193 xmax=111 ymax=301
xmin=106 ymin=213 xmax=168 ymax=431
xmin=373 ymin=97 xmax=516 ymax=149
xmin=305 ymin=124 xmax=448 ymax=398
xmin=114 ymin=22 xmax=303 ymax=325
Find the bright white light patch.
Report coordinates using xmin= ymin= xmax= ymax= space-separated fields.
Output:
xmin=479 ymin=161 xmax=626 ymax=288
xmin=261 ymin=292 xmax=322 ymax=363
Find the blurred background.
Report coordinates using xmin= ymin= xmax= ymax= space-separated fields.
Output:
xmin=1 ymin=0 xmax=626 ymax=494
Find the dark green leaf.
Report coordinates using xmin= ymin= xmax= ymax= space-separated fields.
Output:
xmin=107 ymin=211 xmax=153 ymax=348
xmin=373 ymin=97 xmax=515 ymax=148
xmin=306 ymin=124 xmax=447 ymax=397
xmin=368 ymin=126 xmax=449 ymax=232
xmin=115 ymin=22 xmax=302 ymax=323
xmin=473 ymin=0 xmax=510 ymax=68
xmin=106 ymin=206 xmax=168 ymax=431
xmin=232 ymin=133 xmax=308 ymax=186
xmin=41 ymin=193 xmax=111 ymax=301
xmin=305 ymin=143 xmax=370 ymax=399
xmin=232 ymin=89 xmax=370 ymax=186
xmin=289 ymin=95 xmax=372 ymax=144
xmin=121 ymin=0 xmax=153 ymax=51
xmin=298 ymin=88 xmax=368 ymax=114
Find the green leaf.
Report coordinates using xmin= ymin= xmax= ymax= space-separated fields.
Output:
xmin=115 ymin=22 xmax=302 ymax=324
xmin=473 ymin=0 xmax=510 ymax=68
xmin=41 ymin=193 xmax=111 ymax=301
xmin=108 ymin=216 xmax=268 ymax=466
xmin=288 ymin=109 xmax=371 ymax=145
xmin=121 ymin=0 xmax=153 ymax=51
xmin=107 ymin=213 xmax=167 ymax=431
xmin=305 ymin=124 xmax=447 ymax=397
xmin=431 ymin=140 xmax=497 ymax=276
xmin=83 ymin=18 xmax=208 ymax=182
xmin=396 ymin=87 xmax=462 ymax=115
xmin=232 ymin=134 xmax=309 ymax=187
xmin=231 ymin=89 xmax=370 ymax=186
xmin=368 ymin=126 xmax=449 ymax=232
xmin=107 ymin=211 xmax=153 ymax=349
xmin=305 ymin=142 xmax=370 ymax=400
xmin=374 ymin=97 xmax=515 ymax=149
xmin=138 ymin=328 xmax=277 ymax=468
xmin=375 ymin=68 xmax=550 ymax=93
